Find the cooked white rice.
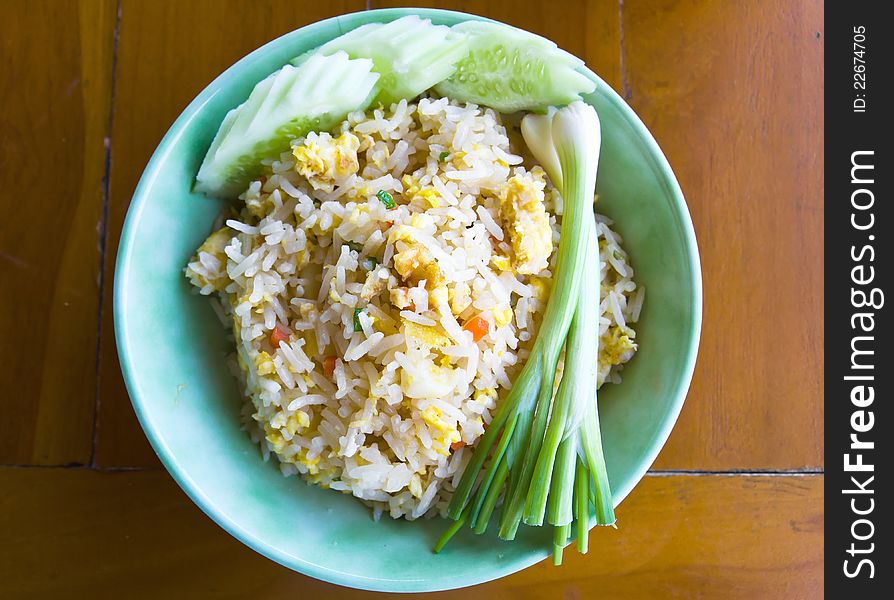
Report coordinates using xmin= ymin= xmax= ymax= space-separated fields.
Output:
xmin=185 ymin=97 xmax=642 ymax=520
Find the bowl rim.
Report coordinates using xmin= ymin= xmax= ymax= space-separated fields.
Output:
xmin=114 ymin=7 xmax=702 ymax=593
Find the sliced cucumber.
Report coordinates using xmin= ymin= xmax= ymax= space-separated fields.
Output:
xmin=294 ymin=15 xmax=469 ymax=108
xmin=195 ymin=51 xmax=379 ymax=198
xmin=434 ymin=21 xmax=595 ymax=113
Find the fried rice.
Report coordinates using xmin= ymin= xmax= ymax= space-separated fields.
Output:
xmin=185 ymin=97 xmax=642 ymax=520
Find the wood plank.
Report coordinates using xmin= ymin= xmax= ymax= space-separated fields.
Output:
xmin=0 ymin=470 xmax=823 ymax=599
xmin=621 ymin=1 xmax=824 ymax=470
xmin=95 ymin=0 xmax=368 ymax=468
xmin=0 ymin=0 xmax=116 ymax=464
xmin=370 ymin=0 xmax=623 ymax=91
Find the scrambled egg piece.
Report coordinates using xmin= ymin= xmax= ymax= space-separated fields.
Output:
xmin=327 ymin=276 xmax=342 ymax=304
xmin=393 ymin=243 xmax=444 ymax=289
xmin=416 ymin=188 xmax=440 ymax=208
xmin=401 ymin=174 xmax=420 ymax=197
xmin=292 ymin=131 xmax=360 ymax=192
xmin=291 ymin=446 xmax=321 ymax=475
xmin=360 ymin=268 xmax=389 ymax=301
xmin=387 ymin=214 xmax=430 ymax=243
xmin=429 ymin=284 xmax=449 ymax=312
xmin=401 ymin=176 xmax=441 ymax=209
xmin=189 ymin=227 xmax=234 ymax=291
xmin=404 ymin=320 xmax=451 ymax=349
xmin=265 ymin=428 xmax=286 ymax=453
xmin=345 ymin=204 xmax=371 ymax=229
xmin=244 ymin=192 xmax=276 ymax=219
xmin=421 ymin=406 xmax=461 ymax=455
xmin=199 ymin=227 xmax=231 ymax=253
xmin=389 ymin=218 xmax=444 ymax=292
xmin=499 ymin=168 xmax=553 ymax=275
xmin=389 ymin=287 xmax=413 ymax=310
xmin=266 ymin=415 xmax=320 ymax=473
xmin=473 ymin=388 xmax=497 ymax=404
xmin=254 ymin=351 xmax=275 ymax=376
xmin=599 ymin=325 xmax=638 ymax=367
xmin=448 ymin=282 xmax=472 ymax=316
xmin=401 ymin=359 xmax=453 ymax=400
xmin=282 ymin=410 xmax=311 ymax=436
xmin=490 ymin=254 xmax=511 ymax=273
xmin=295 ymin=301 xmax=315 ymax=320
xmin=492 ymin=306 xmax=513 ymax=328
xmin=529 ymin=276 xmax=551 ymax=302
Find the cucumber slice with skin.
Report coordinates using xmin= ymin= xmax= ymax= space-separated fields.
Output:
xmin=434 ymin=21 xmax=596 ymax=113
xmin=195 ymin=51 xmax=379 ymax=198
xmin=293 ymin=15 xmax=469 ymax=108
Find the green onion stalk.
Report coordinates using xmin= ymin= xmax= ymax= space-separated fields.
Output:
xmin=435 ymin=102 xmax=615 ymax=561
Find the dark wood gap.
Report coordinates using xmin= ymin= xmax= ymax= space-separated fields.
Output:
xmin=90 ymin=0 xmax=123 ymax=468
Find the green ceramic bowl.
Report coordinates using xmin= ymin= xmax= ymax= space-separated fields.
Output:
xmin=115 ymin=8 xmax=701 ymax=593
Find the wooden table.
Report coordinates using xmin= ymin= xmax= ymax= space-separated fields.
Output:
xmin=0 ymin=1 xmax=823 ymax=597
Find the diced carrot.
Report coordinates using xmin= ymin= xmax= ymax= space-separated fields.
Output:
xmin=450 ymin=441 xmax=465 ymax=451
xmin=462 ymin=315 xmax=489 ymax=342
xmin=269 ymin=323 xmax=290 ymax=347
xmin=323 ymin=356 xmax=338 ymax=378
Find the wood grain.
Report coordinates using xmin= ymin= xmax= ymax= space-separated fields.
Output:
xmin=95 ymin=0 xmax=368 ymax=468
xmin=370 ymin=0 xmax=623 ymax=91
xmin=0 ymin=470 xmax=822 ymax=599
xmin=620 ymin=0 xmax=825 ymax=470
xmin=0 ymin=0 xmax=115 ymax=464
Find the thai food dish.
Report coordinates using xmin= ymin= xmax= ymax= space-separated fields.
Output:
xmin=184 ymin=16 xmax=643 ymax=564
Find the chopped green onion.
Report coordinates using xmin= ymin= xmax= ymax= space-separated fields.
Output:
xmin=376 ymin=189 xmax=396 ymax=210
xmin=439 ymin=151 xmax=450 ymax=161
xmin=573 ymin=458 xmax=590 ymax=554
xmin=472 ymin=458 xmax=510 ymax=535
xmin=352 ymin=308 xmax=364 ymax=332
xmin=346 ymin=241 xmax=363 ymax=253
xmin=434 ymin=503 xmax=471 ymax=553
xmin=553 ymin=523 xmax=570 ymax=566
xmin=469 ymin=412 xmax=520 ymax=529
